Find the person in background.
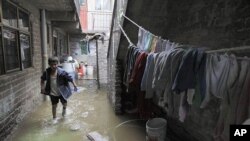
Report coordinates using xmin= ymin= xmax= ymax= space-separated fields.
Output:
xmin=41 ymin=56 xmax=78 ymax=124
xmin=66 ymin=56 xmax=79 ymax=80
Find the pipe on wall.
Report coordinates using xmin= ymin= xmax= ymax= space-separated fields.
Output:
xmin=41 ymin=9 xmax=48 ymax=101
xmin=41 ymin=9 xmax=48 ymax=71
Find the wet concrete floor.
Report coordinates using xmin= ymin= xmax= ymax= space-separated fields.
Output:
xmin=9 ymin=80 xmax=146 ymax=141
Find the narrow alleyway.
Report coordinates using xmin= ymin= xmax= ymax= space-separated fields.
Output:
xmin=8 ymin=80 xmax=146 ymax=141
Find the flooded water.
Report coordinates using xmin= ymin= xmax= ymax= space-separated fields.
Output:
xmin=9 ymin=80 xmax=146 ymax=141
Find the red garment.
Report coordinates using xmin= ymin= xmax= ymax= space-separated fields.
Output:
xmin=128 ymin=52 xmax=153 ymax=119
xmin=129 ymin=52 xmax=148 ymax=87
xmin=77 ymin=65 xmax=84 ymax=78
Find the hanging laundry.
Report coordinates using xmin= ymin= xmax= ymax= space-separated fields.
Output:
xmin=172 ymin=48 xmax=206 ymax=95
xmin=150 ymin=47 xmax=185 ymax=115
xmin=235 ymin=59 xmax=250 ymax=124
xmin=129 ymin=52 xmax=148 ymax=86
xmin=165 ymin=40 xmax=176 ymax=51
xmin=137 ymin=28 xmax=145 ymax=50
xmin=119 ymin=13 xmax=250 ymax=141
xmin=200 ymin=54 xmax=239 ymax=108
xmin=149 ymin=36 xmax=158 ymax=53
xmin=154 ymin=38 xmax=163 ymax=53
xmin=143 ymin=31 xmax=153 ymax=52
xmin=178 ymin=91 xmax=189 ymax=122
xmin=128 ymin=52 xmax=149 ymax=118
xmin=152 ymin=47 xmax=185 ymax=92
xmin=123 ymin=45 xmax=141 ymax=89
xmin=161 ymin=47 xmax=186 ymax=115
xmin=214 ymin=58 xmax=248 ymax=141
xmin=152 ymin=51 xmax=170 ymax=91
xmin=141 ymin=53 xmax=159 ymax=99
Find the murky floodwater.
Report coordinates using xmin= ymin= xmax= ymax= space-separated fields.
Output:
xmin=9 ymin=80 xmax=146 ymax=141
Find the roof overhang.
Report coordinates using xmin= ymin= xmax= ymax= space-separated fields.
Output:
xmin=29 ymin=0 xmax=83 ymax=36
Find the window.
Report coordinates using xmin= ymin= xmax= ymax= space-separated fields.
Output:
xmin=0 ymin=0 xmax=32 ymax=74
xmin=52 ymin=29 xmax=67 ymax=57
xmin=3 ymin=28 xmax=19 ymax=71
xmin=20 ymin=33 xmax=31 ymax=68
xmin=18 ymin=10 xmax=30 ymax=32
xmin=79 ymin=0 xmax=86 ymax=5
xmin=95 ymin=0 xmax=111 ymax=11
xmin=2 ymin=0 xmax=17 ymax=27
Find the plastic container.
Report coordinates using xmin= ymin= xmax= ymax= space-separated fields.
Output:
xmin=62 ymin=62 xmax=76 ymax=80
xmin=62 ymin=62 xmax=75 ymax=73
xmin=146 ymin=118 xmax=167 ymax=141
xmin=86 ymin=65 xmax=94 ymax=76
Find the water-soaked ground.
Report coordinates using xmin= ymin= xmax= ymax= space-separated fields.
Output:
xmin=9 ymin=80 xmax=146 ymax=141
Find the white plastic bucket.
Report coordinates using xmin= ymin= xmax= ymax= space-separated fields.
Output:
xmin=146 ymin=118 xmax=167 ymax=141
xmin=82 ymin=65 xmax=86 ymax=75
xmin=62 ymin=62 xmax=74 ymax=73
xmin=62 ymin=63 xmax=76 ymax=80
xmin=86 ymin=66 xmax=94 ymax=76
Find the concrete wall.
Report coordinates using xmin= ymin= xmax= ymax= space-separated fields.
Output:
xmin=0 ymin=1 xmax=43 ymax=140
xmin=80 ymin=4 xmax=88 ymax=31
xmin=97 ymin=40 xmax=108 ymax=85
xmin=107 ymin=0 xmax=128 ymax=114
xmin=83 ymin=39 xmax=108 ymax=86
xmin=108 ymin=0 xmax=250 ymax=140
xmin=121 ymin=0 xmax=250 ymax=52
xmin=69 ymin=38 xmax=108 ymax=86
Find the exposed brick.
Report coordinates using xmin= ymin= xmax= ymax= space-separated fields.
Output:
xmin=0 ymin=1 xmax=43 ymax=140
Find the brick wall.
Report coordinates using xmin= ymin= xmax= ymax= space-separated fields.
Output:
xmin=0 ymin=1 xmax=43 ymax=140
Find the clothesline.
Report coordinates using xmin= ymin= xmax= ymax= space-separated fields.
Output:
xmin=121 ymin=13 xmax=250 ymax=54
xmin=122 ymin=13 xmax=160 ymax=40
xmin=122 ymin=14 xmax=140 ymax=29
xmin=118 ymin=23 xmax=134 ymax=46
xmin=206 ymin=46 xmax=250 ymax=53
xmin=120 ymin=13 xmax=176 ymax=49
xmin=206 ymin=46 xmax=250 ymax=60
xmin=118 ymin=23 xmax=250 ymax=61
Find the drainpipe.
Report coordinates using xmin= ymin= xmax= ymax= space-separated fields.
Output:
xmin=88 ymin=33 xmax=104 ymax=89
xmin=41 ymin=9 xmax=48 ymax=101
xmin=95 ymin=39 xmax=100 ymax=89
xmin=67 ymin=34 xmax=70 ymax=54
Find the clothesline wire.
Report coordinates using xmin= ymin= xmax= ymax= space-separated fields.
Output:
xmin=206 ymin=46 xmax=250 ymax=53
xmin=237 ymin=57 xmax=250 ymax=60
xmin=206 ymin=46 xmax=250 ymax=60
xmin=122 ymin=14 xmax=141 ymax=29
xmin=122 ymin=13 xmax=158 ymax=37
xmin=119 ymin=19 xmax=250 ymax=61
xmin=121 ymin=13 xmax=250 ymax=54
xmin=118 ymin=23 xmax=134 ymax=46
